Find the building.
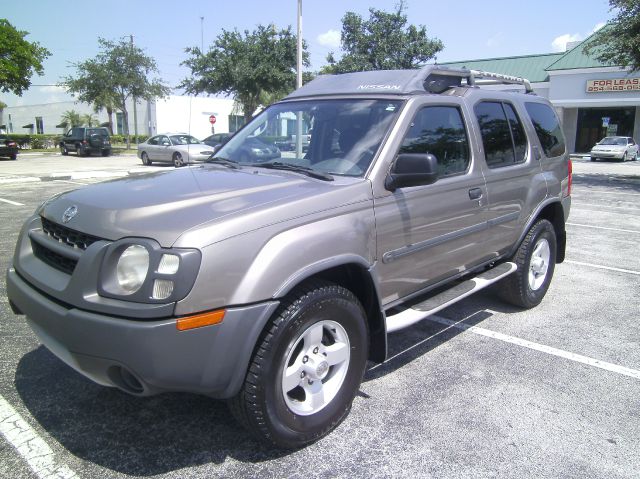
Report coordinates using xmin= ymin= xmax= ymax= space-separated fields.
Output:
xmin=441 ymin=29 xmax=640 ymax=153
xmin=0 ymin=92 xmax=240 ymax=140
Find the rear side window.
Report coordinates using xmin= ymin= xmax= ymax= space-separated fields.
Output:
xmin=525 ymin=102 xmax=565 ymax=158
xmin=475 ymin=101 xmax=527 ymax=168
xmin=399 ymin=105 xmax=470 ymax=177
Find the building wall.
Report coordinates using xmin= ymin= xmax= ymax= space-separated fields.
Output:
xmin=548 ymin=67 xmax=640 ymax=108
xmin=154 ymin=96 xmax=236 ymax=140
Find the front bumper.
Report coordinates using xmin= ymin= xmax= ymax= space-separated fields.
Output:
xmin=590 ymin=150 xmax=625 ymax=159
xmin=7 ymin=267 xmax=278 ymax=398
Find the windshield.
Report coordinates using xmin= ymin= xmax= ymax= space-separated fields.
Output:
xmin=170 ymin=134 xmax=202 ymax=145
xmin=599 ymin=137 xmax=626 ymax=146
xmin=215 ymin=99 xmax=402 ymax=176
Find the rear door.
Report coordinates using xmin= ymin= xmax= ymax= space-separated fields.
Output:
xmin=374 ymin=98 xmax=493 ymax=306
xmin=474 ymin=100 xmax=547 ymax=256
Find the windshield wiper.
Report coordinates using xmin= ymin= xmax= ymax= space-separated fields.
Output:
xmin=249 ymin=162 xmax=334 ymax=181
xmin=205 ymin=157 xmax=241 ymax=169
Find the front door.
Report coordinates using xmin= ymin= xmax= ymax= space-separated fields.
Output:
xmin=374 ymin=99 xmax=492 ymax=306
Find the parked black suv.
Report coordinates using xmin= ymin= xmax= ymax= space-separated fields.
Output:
xmin=0 ymin=134 xmax=18 ymax=160
xmin=60 ymin=127 xmax=111 ymax=157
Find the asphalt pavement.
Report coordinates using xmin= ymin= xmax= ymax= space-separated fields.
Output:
xmin=0 ymin=153 xmax=638 ymax=478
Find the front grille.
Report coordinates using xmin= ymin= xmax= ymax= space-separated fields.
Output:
xmin=32 ymin=241 xmax=77 ymax=275
xmin=33 ymin=217 xmax=103 ymax=274
xmin=41 ymin=216 xmax=100 ymax=250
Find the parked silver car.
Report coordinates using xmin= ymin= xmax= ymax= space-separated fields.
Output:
xmin=590 ymin=136 xmax=639 ymax=161
xmin=137 ymin=133 xmax=216 ymax=167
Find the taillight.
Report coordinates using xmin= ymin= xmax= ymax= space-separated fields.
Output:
xmin=566 ymin=158 xmax=572 ymax=197
xmin=82 ymin=140 xmax=88 ymax=145
xmin=7 ymin=141 xmax=16 ymax=147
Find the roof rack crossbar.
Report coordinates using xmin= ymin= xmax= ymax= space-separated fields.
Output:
xmin=420 ymin=66 xmax=533 ymax=93
xmin=469 ymin=69 xmax=533 ymax=93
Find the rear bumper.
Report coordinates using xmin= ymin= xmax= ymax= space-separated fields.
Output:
xmin=7 ymin=267 xmax=278 ymax=398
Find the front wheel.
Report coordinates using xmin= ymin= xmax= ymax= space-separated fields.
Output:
xmin=229 ymin=280 xmax=369 ymax=449
xmin=60 ymin=145 xmax=68 ymax=156
xmin=141 ymin=152 xmax=151 ymax=165
xmin=498 ymin=219 xmax=557 ymax=309
xmin=173 ymin=152 xmax=184 ymax=167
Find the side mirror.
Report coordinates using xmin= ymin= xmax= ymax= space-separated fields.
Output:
xmin=385 ymin=153 xmax=439 ymax=191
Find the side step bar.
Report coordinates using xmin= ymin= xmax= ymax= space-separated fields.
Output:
xmin=385 ymin=262 xmax=517 ymax=333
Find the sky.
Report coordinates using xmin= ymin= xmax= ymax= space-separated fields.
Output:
xmin=2 ymin=0 xmax=615 ymax=106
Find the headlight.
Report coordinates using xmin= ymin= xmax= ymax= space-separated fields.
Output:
xmin=99 ymin=239 xmax=201 ymax=303
xmin=116 ymin=245 xmax=149 ymax=294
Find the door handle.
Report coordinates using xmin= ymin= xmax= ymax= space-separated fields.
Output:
xmin=468 ymin=188 xmax=483 ymax=200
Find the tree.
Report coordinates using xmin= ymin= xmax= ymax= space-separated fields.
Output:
xmin=181 ymin=25 xmax=309 ymax=122
xmin=81 ymin=113 xmax=97 ymax=127
xmin=583 ymin=1 xmax=640 ymax=72
xmin=60 ymin=110 xmax=82 ymax=128
xmin=322 ymin=2 xmax=443 ymax=74
xmin=0 ymin=20 xmax=51 ymax=96
xmin=63 ymin=37 xmax=171 ymax=145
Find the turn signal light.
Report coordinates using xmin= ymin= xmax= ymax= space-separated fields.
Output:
xmin=176 ymin=309 xmax=225 ymax=331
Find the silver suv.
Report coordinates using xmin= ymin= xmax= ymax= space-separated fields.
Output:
xmin=6 ymin=67 xmax=571 ymax=449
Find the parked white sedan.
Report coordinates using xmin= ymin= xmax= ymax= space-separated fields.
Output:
xmin=590 ymin=136 xmax=639 ymax=162
xmin=137 ymin=133 xmax=216 ymax=167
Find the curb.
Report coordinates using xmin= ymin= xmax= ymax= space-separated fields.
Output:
xmin=0 ymin=167 xmax=164 ymax=184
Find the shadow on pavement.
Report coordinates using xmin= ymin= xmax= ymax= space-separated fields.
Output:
xmin=15 ymin=347 xmax=289 ymax=476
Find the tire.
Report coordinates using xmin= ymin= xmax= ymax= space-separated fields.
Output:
xmin=498 ymin=219 xmax=557 ymax=309
xmin=229 ymin=280 xmax=369 ymax=449
xmin=101 ymin=149 xmax=111 ymax=157
xmin=590 ymin=156 xmax=597 ymax=162
xmin=141 ymin=152 xmax=151 ymax=165
xmin=60 ymin=145 xmax=68 ymax=156
xmin=10 ymin=153 xmax=17 ymax=161
xmin=173 ymin=152 xmax=184 ymax=167
xmin=76 ymin=145 xmax=85 ymax=157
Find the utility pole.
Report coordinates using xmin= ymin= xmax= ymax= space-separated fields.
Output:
xmin=200 ymin=17 xmax=204 ymax=53
xmin=130 ymin=34 xmax=139 ymax=146
xmin=295 ymin=0 xmax=303 ymax=159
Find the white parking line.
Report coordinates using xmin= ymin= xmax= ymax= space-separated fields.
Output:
xmin=572 ymin=203 xmax=639 ymax=212
xmin=0 ymin=394 xmax=78 ymax=478
xmin=572 ymin=190 xmax=640 ymax=197
xmin=0 ymin=198 xmax=25 ymax=206
xmin=567 ymin=223 xmax=640 ymax=234
xmin=426 ymin=315 xmax=640 ymax=380
xmin=565 ymin=260 xmax=640 ymax=276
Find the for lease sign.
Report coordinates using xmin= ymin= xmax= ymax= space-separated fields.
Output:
xmin=587 ymin=78 xmax=640 ymax=92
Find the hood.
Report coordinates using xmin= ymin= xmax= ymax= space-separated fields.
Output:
xmin=40 ymin=166 xmax=370 ymax=247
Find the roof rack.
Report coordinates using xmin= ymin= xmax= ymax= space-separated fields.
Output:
xmin=423 ymin=67 xmax=533 ymax=93
xmin=284 ymin=65 xmax=534 ymax=100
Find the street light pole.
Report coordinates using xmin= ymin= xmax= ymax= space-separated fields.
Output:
xmin=200 ymin=16 xmax=204 ymax=53
xmin=295 ymin=0 xmax=303 ymax=159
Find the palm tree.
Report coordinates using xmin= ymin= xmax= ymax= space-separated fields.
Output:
xmin=81 ymin=113 xmax=97 ymax=127
xmin=60 ymin=110 xmax=82 ymax=128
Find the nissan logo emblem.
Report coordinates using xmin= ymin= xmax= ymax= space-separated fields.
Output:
xmin=62 ymin=205 xmax=78 ymax=223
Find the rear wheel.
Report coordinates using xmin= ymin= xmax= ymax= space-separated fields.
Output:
xmin=498 ymin=219 xmax=557 ymax=309
xmin=101 ymin=149 xmax=110 ymax=157
xmin=229 ymin=280 xmax=369 ymax=449
xmin=173 ymin=152 xmax=184 ymax=167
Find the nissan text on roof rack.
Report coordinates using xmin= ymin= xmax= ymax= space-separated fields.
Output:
xmin=6 ymin=66 xmax=571 ymax=448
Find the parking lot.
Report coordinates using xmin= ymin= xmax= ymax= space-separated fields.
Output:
xmin=0 ymin=153 xmax=639 ymax=478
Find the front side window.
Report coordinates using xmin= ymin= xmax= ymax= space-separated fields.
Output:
xmin=399 ymin=105 xmax=470 ymax=177
xmin=215 ymin=99 xmax=402 ymax=177
xmin=525 ymin=102 xmax=566 ymax=158
xmin=475 ymin=101 xmax=527 ymax=168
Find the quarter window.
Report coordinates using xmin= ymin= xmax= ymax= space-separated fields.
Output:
xmin=475 ymin=101 xmax=527 ymax=168
xmin=399 ymin=106 xmax=470 ymax=177
xmin=524 ymin=102 xmax=566 ymax=158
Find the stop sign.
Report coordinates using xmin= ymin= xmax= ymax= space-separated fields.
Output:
xmin=209 ymin=115 xmax=217 ymax=125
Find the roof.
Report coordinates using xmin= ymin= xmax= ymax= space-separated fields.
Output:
xmin=546 ymin=26 xmax=613 ymax=71
xmin=439 ymin=53 xmax=563 ymax=83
